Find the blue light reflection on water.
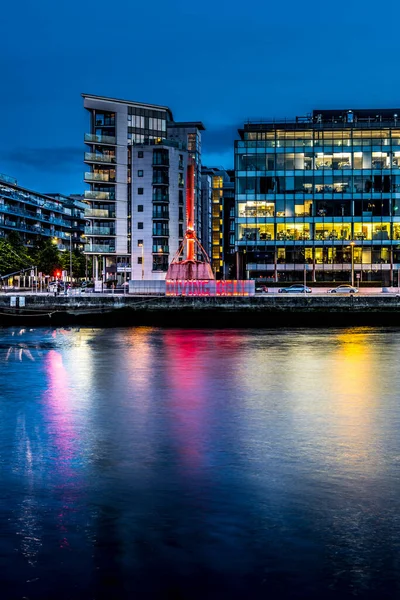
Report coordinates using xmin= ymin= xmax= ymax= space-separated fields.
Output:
xmin=1 ymin=327 xmax=400 ymax=599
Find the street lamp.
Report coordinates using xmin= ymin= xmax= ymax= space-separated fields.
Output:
xmin=139 ymin=242 xmax=144 ymax=280
xmin=350 ymin=241 xmax=355 ymax=287
xmin=68 ymin=233 xmax=73 ymax=283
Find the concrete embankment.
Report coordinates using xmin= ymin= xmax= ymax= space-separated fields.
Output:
xmin=2 ymin=294 xmax=400 ymax=327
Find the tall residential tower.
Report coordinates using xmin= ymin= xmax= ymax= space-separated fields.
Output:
xmin=82 ymin=94 xmax=205 ymax=282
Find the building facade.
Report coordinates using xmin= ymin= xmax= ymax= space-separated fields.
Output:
xmin=202 ymin=167 xmax=235 ymax=278
xmin=235 ymin=109 xmax=400 ymax=286
xmin=83 ymin=94 xmax=205 ymax=282
xmin=0 ymin=173 xmax=79 ymax=251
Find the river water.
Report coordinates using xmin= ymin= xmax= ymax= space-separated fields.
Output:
xmin=1 ymin=326 xmax=400 ymax=599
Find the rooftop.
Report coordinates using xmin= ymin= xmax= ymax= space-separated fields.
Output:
xmin=82 ymin=93 xmax=174 ymax=120
xmin=239 ymin=108 xmax=400 ymax=135
xmin=169 ymin=121 xmax=206 ymax=131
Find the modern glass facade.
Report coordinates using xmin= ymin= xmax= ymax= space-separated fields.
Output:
xmin=235 ymin=109 xmax=400 ymax=285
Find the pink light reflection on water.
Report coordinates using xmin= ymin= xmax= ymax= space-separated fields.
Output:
xmin=44 ymin=349 xmax=81 ymax=550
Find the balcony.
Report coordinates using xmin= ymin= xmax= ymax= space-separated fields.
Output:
xmin=85 ymin=133 xmax=116 ymax=145
xmin=84 ymin=172 xmax=115 ymax=182
xmin=0 ymin=186 xmax=65 ymax=214
xmin=84 ymin=190 xmax=115 ymax=200
xmin=84 ymin=209 xmax=115 ymax=218
xmin=84 ymin=152 xmax=116 ymax=164
xmin=84 ymin=244 xmax=116 ymax=253
xmin=84 ymin=226 xmax=115 ymax=236
xmin=152 ymin=209 xmax=169 ymax=219
xmin=152 ymin=244 xmax=169 ymax=253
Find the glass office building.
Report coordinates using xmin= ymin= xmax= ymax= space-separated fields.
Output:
xmin=235 ymin=109 xmax=400 ymax=285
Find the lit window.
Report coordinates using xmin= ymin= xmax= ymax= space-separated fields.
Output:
xmin=138 ymin=170 xmax=143 ymax=177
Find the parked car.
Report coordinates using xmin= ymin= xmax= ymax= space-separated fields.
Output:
xmin=278 ymin=284 xmax=312 ymax=293
xmin=327 ymin=284 xmax=359 ymax=294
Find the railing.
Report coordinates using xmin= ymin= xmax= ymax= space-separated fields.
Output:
xmin=0 ymin=173 xmax=17 ymax=185
xmin=152 ymin=210 xmax=169 ymax=219
xmin=84 ymin=152 xmax=116 ymax=163
xmin=85 ymin=133 xmax=116 ymax=145
xmin=84 ymin=209 xmax=115 ymax=218
xmin=153 ymin=195 xmax=169 ymax=202
xmin=84 ymin=244 xmax=116 ymax=253
xmin=84 ymin=172 xmax=114 ymax=182
xmin=152 ymin=245 xmax=169 ymax=253
xmin=0 ymin=186 xmax=65 ymax=213
xmin=84 ymin=190 xmax=115 ymax=200
xmin=84 ymin=226 xmax=115 ymax=236
xmin=0 ymin=203 xmax=70 ymax=226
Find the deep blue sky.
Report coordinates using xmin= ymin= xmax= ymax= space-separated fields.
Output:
xmin=1 ymin=0 xmax=400 ymax=194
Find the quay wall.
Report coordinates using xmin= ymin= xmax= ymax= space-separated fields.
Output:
xmin=2 ymin=294 xmax=400 ymax=327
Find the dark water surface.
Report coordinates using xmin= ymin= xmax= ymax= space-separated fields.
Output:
xmin=1 ymin=326 xmax=400 ymax=599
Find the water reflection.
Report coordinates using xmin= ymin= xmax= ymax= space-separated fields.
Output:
xmin=1 ymin=327 xmax=400 ymax=599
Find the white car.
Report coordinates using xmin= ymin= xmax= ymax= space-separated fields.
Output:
xmin=327 ymin=285 xmax=359 ymax=294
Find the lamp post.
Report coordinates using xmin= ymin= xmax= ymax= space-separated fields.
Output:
xmin=139 ymin=242 xmax=144 ymax=280
xmin=350 ymin=241 xmax=355 ymax=287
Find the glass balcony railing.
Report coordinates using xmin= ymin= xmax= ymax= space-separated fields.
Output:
xmin=84 ymin=209 xmax=115 ymax=218
xmin=84 ymin=226 xmax=115 ymax=236
xmin=84 ymin=244 xmax=116 ymax=253
xmin=0 ymin=204 xmax=70 ymax=226
xmin=84 ymin=172 xmax=115 ymax=182
xmin=85 ymin=133 xmax=116 ymax=145
xmin=152 ymin=245 xmax=169 ymax=253
xmin=84 ymin=190 xmax=115 ymax=200
xmin=152 ymin=210 xmax=169 ymax=219
xmin=84 ymin=152 xmax=116 ymax=164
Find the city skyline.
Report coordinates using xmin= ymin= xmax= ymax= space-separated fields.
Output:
xmin=2 ymin=0 xmax=400 ymax=194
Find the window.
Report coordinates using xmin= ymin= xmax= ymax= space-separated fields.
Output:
xmin=178 ymin=173 xmax=184 ymax=187
xmin=138 ymin=257 xmax=143 ymax=264
xmin=179 ymin=224 xmax=184 ymax=237
xmin=138 ymin=222 xmax=143 ymax=229
xmin=138 ymin=188 xmax=143 ymax=195
xmin=179 ymin=190 xmax=184 ymax=205
xmin=138 ymin=151 xmax=143 ymax=158
xmin=138 ymin=239 xmax=143 ymax=246
xmin=179 ymin=207 xmax=184 ymax=220
xmin=138 ymin=170 xmax=143 ymax=177
xmin=138 ymin=205 xmax=143 ymax=212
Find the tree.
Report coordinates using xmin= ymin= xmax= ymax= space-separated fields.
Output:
xmin=31 ymin=237 xmax=62 ymax=276
xmin=0 ymin=235 xmax=33 ymax=277
xmin=60 ymin=247 xmax=90 ymax=279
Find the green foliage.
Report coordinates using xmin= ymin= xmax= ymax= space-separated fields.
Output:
xmin=0 ymin=233 xmax=89 ymax=279
xmin=60 ymin=248 xmax=89 ymax=278
xmin=31 ymin=237 xmax=62 ymax=276
xmin=0 ymin=238 xmax=33 ymax=276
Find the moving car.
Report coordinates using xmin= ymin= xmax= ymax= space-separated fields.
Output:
xmin=278 ymin=284 xmax=312 ymax=293
xmin=327 ymin=284 xmax=358 ymax=294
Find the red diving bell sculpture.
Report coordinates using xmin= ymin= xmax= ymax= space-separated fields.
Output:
xmin=166 ymin=163 xmax=214 ymax=280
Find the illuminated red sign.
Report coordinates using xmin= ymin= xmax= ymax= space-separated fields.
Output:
xmin=166 ymin=280 xmax=255 ymax=297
